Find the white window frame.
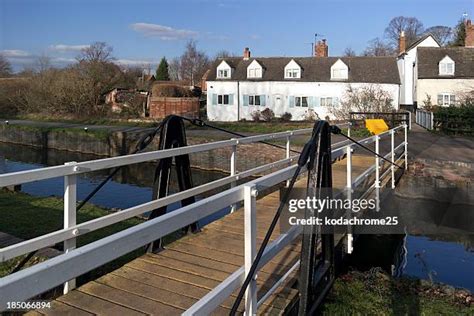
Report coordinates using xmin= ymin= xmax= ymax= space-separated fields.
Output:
xmin=320 ymin=97 xmax=333 ymax=107
xmin=439 ymin=56 xmax=455 ymax=76
xmin=248 ymin=68 xmax=262 ymax=78
xmin=248 ymin=95 xmax=261 ymax=106
xmin=438 ymin=93 xmax=456 ymax=106
xmin=285 ymin=69 xmax=300 ymax=79
xmin=295 ymin=96 xmax=309 ymax=107
xmin=217 ymin=69 xmax=230 ymax=79
xmin=217 ymin=94 xmax=230 ymax=105
xmin=331 ymin=68 xmax=348 ymax=80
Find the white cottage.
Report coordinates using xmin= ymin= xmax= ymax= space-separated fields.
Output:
xmin=397 ymin=19 xmax=474 ymax=108
xmin=416 ymin=47 xmax=474 ymax=107
xmin=206 ymin=48 xmax=401 ymax=121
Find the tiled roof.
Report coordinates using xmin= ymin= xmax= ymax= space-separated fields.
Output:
xmin=207 ymin=56 xmax=400 ymax=84
xmin=417 ymin=47 xmax=474 ymax=79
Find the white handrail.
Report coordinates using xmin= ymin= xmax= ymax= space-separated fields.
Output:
xmin=0 ymin=123 xmax=407 ymax=313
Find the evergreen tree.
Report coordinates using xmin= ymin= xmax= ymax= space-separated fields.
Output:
xmin=156 ymin=57 xmax=170 ymax=81
xmin=451 ymin=19 xmax=466 ymax=46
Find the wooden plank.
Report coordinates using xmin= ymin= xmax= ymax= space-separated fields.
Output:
xmin=136 ymin=254 xmax=295 ymax=309
xmin=168 ymin=240 xmax=300 ymax=275
xmin=96 ymin=273 xmax=236 ymax=315
xmin=57 ymin=290 xmax=145 ymax=315
xmin=176 ymin=230 xmax=301 ymax=259
xmin=112 ymin=266 xmax=244 ymax=314
xmin=78 ymin=281 xmax=183 ymax=314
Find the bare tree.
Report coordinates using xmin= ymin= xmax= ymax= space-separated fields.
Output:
xmin=330 ymin=84 xmax=395 ymax=120
xmin=76 ymin=42 xmax=115 ymax=63
xmin=343 ymin=47 xmax=357 ymax=57
xmin=0 ymin=54 xmax=12 ymax=77
xmin=215 ymin=50 xmax=235 ymax=58
xmin=34 ymin=54 xmax=52 ymax=73
xmin=168 ymin=57 xmax=181 ymax=81
xmin=424 ymin=26 xmax=452 ymax=46
xmin=180 ymin=40 xmax=210 ymax=85
xmin=363 ymin=38 xmax=394 ymax=56
xmin=384 ymin=16 xmax=424 ymax=48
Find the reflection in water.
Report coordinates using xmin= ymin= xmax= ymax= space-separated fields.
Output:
xmin=0 ymin=142 xmax=230 ymax=226
xmin=349 ymin=174 xmax=474 ymax=291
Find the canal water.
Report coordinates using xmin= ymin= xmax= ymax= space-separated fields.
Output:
xmin=0 ymin=142 xmax=231 ymax=226
xmin=1 ymin=142 xmax=473 ymax=291
xmin=349 ymin=174 xmax=474 ymax=292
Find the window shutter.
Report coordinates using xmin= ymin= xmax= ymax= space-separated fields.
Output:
xmin=228 ymin=94 xmax=234 ymax=105
xmin=451 ymin=95 xmax=456 ymax=105
xmin=333 ymin=97 xmax=339 ymax=106
xmin=260 ymin=95 xmax=266 ymax=107
xmin=289 ymin=96 xmax=295 ymax=108
xmin=314 ymin=97 xmax=320 ymax=107
xmin=243 ymin=95 xmax=249 ymax=106
xmin=437 ymin=94 xmax=443 ymax=105
xmin=212 ymin=94 xmax=217 ymax=105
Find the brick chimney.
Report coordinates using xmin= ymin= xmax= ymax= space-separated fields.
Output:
xmin=315 ymin=39 xmax=328 ymax=57
xmin=399 ymin=31 xmax=406 ymax=54
xmin=243 ymin=47 xmax=251 ymax=60
xmin=465 ymin=19 xmax=474 ymax=47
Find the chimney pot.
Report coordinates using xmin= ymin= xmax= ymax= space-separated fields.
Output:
xmin=315 ymin=40 xmax=328 ymax=57
xmin=465 ymin=19 xmax=474 ymax=47
xmin=243 ymin=47 xmax=251 ymax=60
xmin=399 ymin=31 xmax=406 ymax=54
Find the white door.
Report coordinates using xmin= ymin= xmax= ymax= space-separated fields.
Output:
xmin=273 ymin=94 xmax=284 ymax=116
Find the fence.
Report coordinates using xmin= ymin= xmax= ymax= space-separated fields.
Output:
xmin=350 ymin=111 xmax=411 ymax=130
xmin=0 ymin=122 xmax=408 ymax=314
xmin=416 ymin=109 xmax=434 ymax=130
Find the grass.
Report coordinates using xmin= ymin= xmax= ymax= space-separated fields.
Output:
xmin=0 ymin=190 xmax=182 ymax=284
xmin=187 ymin=121 xmax=315 ymax=133
xmin=322 ymin=268 xmax=473 ymax=315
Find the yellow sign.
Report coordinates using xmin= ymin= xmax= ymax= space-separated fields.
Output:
xmin=365 ymin=119 xmax=389 ymax=135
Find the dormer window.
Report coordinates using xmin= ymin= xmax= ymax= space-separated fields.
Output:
xmin=439 ymin=56 xmax=454 ymax=76
xmin=284 ymin=59 xmax=301 ymax=79
xmin=218 ymin=69 xmax=230 ymax=78
xmin=247 ymin=60 xmax=263 ymax=78
xmin=216 ymin=60 xmax=232 ymax=79
xmin=331 ymin=59 xmax=348 ymax=80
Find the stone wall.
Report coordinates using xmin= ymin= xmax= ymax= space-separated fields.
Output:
xmin=0 ymin=124 xmax=289 ymax=173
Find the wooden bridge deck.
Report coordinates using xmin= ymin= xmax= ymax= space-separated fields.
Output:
xmin=27 ymin=156 xmax=375 ymax=316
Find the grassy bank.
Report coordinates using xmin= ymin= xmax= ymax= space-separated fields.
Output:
xmin=322 ymin=268 xmax=473 ymax=315
xmin=0 ymin=190 xmax=180 ymax=284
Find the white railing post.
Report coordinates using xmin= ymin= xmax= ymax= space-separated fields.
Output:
xmin=285 ymin=132 xmax=291 ymax=187
xmin=244 ymin=185 xmax=257 ymax=315
xmin=346 ymin=146 xmax=353 ymax=254
xmin=404 ymin=124 xmax=408 ymax=170
xmin=390 ymin=130 xmax=395 ymax=189
xmin=375 ymin=136 xmax=380 ymax=189
xmin=230 ymin=139 xmax=238 ymax=213
xmin=407 ymin=111 xmax=411 ymax=130
xmin=63 ymin=161 xmax=77 ymax=294
xmin=347 ymin=122 xmax=351 ymax=138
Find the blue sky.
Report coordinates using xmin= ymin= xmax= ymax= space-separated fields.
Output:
xmin=1 ymin=0 xmax=473 ymax=71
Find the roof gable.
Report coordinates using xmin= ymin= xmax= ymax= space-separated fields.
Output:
xmin=405 ymin=34 xmax=441 ymax=53
xmin=284 ymin=59 xmax=301 ymax=70
xmin=217 ymin=60 xmax=232 ymax=69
